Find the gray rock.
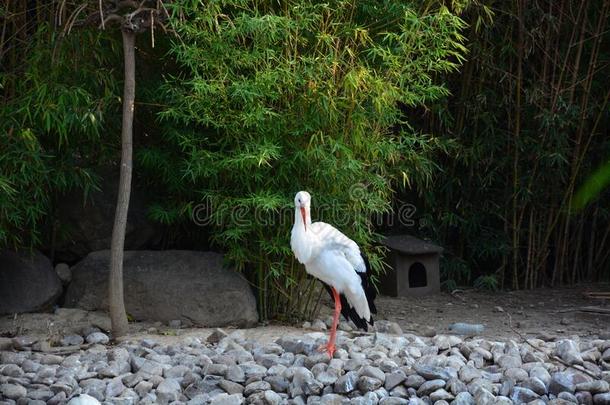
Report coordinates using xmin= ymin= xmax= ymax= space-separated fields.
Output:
xmin=446 ymin=378 xmax=468 ymax=396
xmin=0 ymin=383 xmax=26 ymax=400
xmin=522 ymin=376 xmax=548 ymax=395
xmin=594 ymin=393 xmax=610 ymax=405
xmin=404 ymin=374 xmax=425 ymax=388
xmin=47 ymin=391 xmax=67 ymax=405
xmin=185 ymin=375 xmax=223 ymax=398
xmin=511 ymin=386 xmax=539 ymax=403
xmin=165 ymin=364 xmax=191 ymax=379
xmin=389 ymin=385 xmax=409 ymax=398
xmin=139 ymin=360 xmax=164 ymax=377
xmin=499 ymin=377 xmax=514 ymax=397
xmin=276 ymin=337 xmax=317 ymax=355
xmin=385 ymin=370 xmax=406 ymax=390
xmin=264 ymin=390 xmax=282 ymax=405
xmin=529 ymin=366 xmax=552 ymax=388
xmin=243 ymin=380 xmax=270 ymax=396
xmin=218 ymin=379 xmax=244 ymax=395
xmin=555 ymin=340 xmax=584 ymax=366
xmin=265 ymin=375 xmax=289 ymax=393
xmin=494 ymin=396 xmax=513 ymax=405
xmin=458 ymin=366 xmax=481 ymax=383
xmin=379 ymin=398 xmax=409 ymax=404
xmin=576 ymin=380 xmax=610 ymax=393
xmin=414 ymin=365 xmax=451 ymax=380
xmin=312 ymin=320 xmax=328 ymax=331
xmin=557 ymin=391 xmax=578 ymax=403
xmin=496 ymin=355 xmax=522 ymax=369
xmin=80 ymin=378 xmax=106 ymax=401
xmin=226 ymin=365 xmax=246 ymax=383
xmin=549 ymin=372 xmax=586 ymax=395
xmin=210 ymin=393 xmax=244 ymax=405
xmin=239 ymin=363 xmax=266 ymax=379
xmin=0 ymin=250 xmax=62 ymax=314
xmin=317 ymin=393 xmax=344 ymax=404
xmin=28 ymin=388 xmax=55 ymax=401
xmin=67 ymin=394 xmax=102 ymax=405
xmin=0 ymin=351 xmax=26 ymax=365
xmin=0 ymin=364 xmax=23 ymax=377
xmin=451 ymin=391 xmax=475 ymax=405
xmin=335 ymin=371 xmax=359 ymax=394
xmin=430 ymin=388 xmax=455 ymax=402
xmin=55 ymin=263 xmax=72 ymax=284
xmin=417 ymin=379 xmax=446 ymax=396
xmin=360 ymin=366 xmax=386 ymax=383
xmin=434 ymin=335 xmax=462 ymax=350
xmin=105 ymin=377 xmax=126 ymax=398
xmin=134 ymin=380 xmax=153 ymax=397
xmin=11 ymin=335 xmax=37 ymax=349
xmin=473 ymin=387 xmax=495 ymax=405
xmin=577 ymin=391 xmax=594 ymax=405
xmin=290 ymin=366 xmax=323 ymax=397
xmin=157 ymin=378 xmax=181 ymax=403
xmin=358 ymin=376 xmax=383 ymax=392
xmin=86 ymin=332 xmax=109 ymax=344
xmin=61 ymin=334 xmax=85 ymax=346
xmin=317 ymin=370 xmax=340 ymax=386
xmin=65 ymin=250 xmax=258 ymax=327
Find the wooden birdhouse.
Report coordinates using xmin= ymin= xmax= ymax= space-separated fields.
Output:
xmin=379 ymin=235 xmax=443 ymax=297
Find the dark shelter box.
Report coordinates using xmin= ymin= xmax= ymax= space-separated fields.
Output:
xmin=379 ymin=235 xmax=443 ymax=297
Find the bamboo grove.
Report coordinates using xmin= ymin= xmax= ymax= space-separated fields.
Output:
xmin=1 ymin=1 xmax=609 ymax=321
xmin=420 ymin=0 xmax=610 ymax=290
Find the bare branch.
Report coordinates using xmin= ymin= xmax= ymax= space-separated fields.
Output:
xmin=99 ymin=0 xmax=105 ymax=29
xmin=99 ymin=13 xmax=124 ymax=29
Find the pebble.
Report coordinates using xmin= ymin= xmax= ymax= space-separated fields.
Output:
xmin=555 ymin=339 xmax=584 ymax=365
xmin=61 ymin=334 xmax=85 ymax=346
xmin=86 ymin=332 xmax=110 ymax=345
xmin=0 ymin=323 xmax=607 ymax=404
xmin=0 ymin=383 xmax=27 ymax=399
xmin=594 ymin=392 xmax=610 ymax=404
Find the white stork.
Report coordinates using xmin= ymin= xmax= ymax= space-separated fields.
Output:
xmin=291 ymin=190 xmax=376 ymax=357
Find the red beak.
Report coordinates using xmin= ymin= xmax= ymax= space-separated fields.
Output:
xmin=300 ymin=206 xmax=307 ymax=231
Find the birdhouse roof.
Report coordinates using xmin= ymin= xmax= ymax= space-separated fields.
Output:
xmin=381 ymin=235 xmax=443 ymax=255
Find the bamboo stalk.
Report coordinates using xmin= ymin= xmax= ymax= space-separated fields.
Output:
xmin=511 ymin=0 xmax=524 ymax=290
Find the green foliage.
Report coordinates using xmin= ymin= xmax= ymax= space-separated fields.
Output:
xmin=144 ymin=0 xmax=467 ymax=319
xmin=473 ymin=274 xmax=498 ymax=291
xmin=0 ymin=25 xmax=121 ymax=248
xmin=572 ymin=160 xmax=610 ymax=211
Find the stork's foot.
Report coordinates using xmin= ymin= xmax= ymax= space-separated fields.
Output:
xmin=317 ymin=342 xmax=336 ymax=358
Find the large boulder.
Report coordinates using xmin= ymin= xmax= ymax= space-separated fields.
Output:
xmin=65 ymin=250 xmax=258 ymax=327
xmin=0 ymin=250 xmax=62 ymax=314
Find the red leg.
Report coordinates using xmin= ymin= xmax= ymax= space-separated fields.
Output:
xmin=319 ymin=287 xmax=341 ymax=358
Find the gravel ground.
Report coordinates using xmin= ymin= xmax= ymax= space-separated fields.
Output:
xmin=1 ymin=321 xmax=610 ymax=405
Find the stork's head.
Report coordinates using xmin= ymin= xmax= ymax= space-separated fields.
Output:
xmin=294 ymin=191 xmax=311 ymax=231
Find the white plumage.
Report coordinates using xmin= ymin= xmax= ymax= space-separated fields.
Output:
xmin=290 ymin=191 xmax=372 ymax=346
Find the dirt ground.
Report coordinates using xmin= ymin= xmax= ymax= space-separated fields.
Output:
xmin=371 ymin=284 xmax=610 ymax=341
xmin=1 ymin=285 xmax=609 ymax=343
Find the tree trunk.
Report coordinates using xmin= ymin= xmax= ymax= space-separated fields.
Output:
xmin=109 ymin=29 xmax=136 ymax=338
